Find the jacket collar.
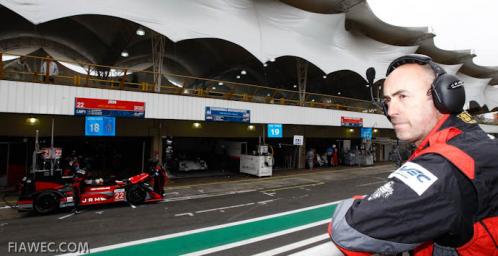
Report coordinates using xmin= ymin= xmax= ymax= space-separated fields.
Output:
xmin=412 ymin=114 xmax=450 ymax=155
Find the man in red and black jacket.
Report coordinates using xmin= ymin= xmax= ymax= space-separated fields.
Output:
xmin=329 ymin=54 xmax=498 ymax=255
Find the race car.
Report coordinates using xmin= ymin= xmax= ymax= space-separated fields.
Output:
xmin=17 ymin=165 xmax=166 ymax=215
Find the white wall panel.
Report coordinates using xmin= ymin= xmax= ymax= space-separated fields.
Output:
xmin=31 ymin=84 xmax=40 ymax=114
xmin=39 ymin=84 xmax=48 ymax=114
xmin=3 ymin=81 xmax=498 ymax=133
xmin=8 ymin=82 xmax=17 ymax=113
xmin=15 ymin=83 xmax=24 ymax=112
xmin=24 ymin=83 xmax=32 ymax=113
xmin=0 ymin=82 xmax=8 ymax=111
xmin=49 ymin=85 xmax=57 ymax=114
xmin=65 ymin=86 xmax=73 ymax=114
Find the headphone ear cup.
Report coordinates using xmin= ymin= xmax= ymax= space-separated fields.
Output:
xmin=432 ymin=74 xmax=465 ymax=114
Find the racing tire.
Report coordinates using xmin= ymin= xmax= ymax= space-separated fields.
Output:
xmin=34 ymin=191 xmax=59 ymax=214
xmin=126 ymin=184 xmax=146 ymax=205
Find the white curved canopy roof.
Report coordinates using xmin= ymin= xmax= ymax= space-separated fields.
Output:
xmin=484 ymin=85 xmax=498 ymax=110
xmin=1 ymin=0 xmax=416 ymax=80
xmin=457 ymin=73 xmax=492 ymax=110
xmin=437 ymin=63 xmax=462 ymax=76
xmin=1 ymin=0 xmax=496 ymax=110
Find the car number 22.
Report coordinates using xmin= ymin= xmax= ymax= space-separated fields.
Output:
xmin=114 ymin=189 xmax=126 ymax=201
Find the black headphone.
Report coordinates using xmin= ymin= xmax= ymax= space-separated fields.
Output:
xmin=383 ymin=54 xmax=465 ymax=116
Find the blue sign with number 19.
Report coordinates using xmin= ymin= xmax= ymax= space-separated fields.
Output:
xmin=267 ymin=124 xmax=283 ymax=138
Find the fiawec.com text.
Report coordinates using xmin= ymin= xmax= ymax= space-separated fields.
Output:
xmin=7 ymin=241 xmax=90 ymax=254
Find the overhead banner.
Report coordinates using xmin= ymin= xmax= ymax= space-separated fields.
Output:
xmin=341 ymin=117 xmax=363 ymax=127
xmin=267 ymin=124 xmax=283 ymax=138
xmin=85 ymin=116 xmax=116 ymax=136
xmin=205 ymin=107 xmax=250 ymax=123
xmin=75 ymin=97 xmax=145 ymax=118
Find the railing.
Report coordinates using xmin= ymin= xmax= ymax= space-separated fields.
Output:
xmin=0 ymin=52 xmax=381 ymax=113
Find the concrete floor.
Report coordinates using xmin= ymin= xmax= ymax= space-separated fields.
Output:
xmin=0 ymin=163 xmax=396 ymax=255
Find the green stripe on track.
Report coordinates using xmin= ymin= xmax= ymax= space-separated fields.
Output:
xmin=90 ymin=204 xmax=337 ymax=256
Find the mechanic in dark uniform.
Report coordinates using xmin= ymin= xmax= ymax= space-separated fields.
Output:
xmin=329 ymin=54 xmax=498 ymax=255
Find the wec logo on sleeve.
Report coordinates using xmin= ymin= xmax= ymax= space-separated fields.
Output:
xmin=389 ymin=162 xmax=438 ymax=196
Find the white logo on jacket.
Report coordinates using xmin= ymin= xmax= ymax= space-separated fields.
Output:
xmin=368 ymin=181 xmax=394 ymax=201
xmin=388 ymin=162 xmax=438 ymax=196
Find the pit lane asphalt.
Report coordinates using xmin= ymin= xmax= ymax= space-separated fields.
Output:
xmin=0 ymin=163 xmax=396 ymax=255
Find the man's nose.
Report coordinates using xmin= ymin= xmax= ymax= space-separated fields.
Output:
xmin=387 ymin=101 xmax=398 ymax=118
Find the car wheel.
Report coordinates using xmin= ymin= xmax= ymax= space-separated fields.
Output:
xmin=34 ymin=191 xmax=59 ymax=214
xmin=126 ymin=184 xmax=146 ymax=204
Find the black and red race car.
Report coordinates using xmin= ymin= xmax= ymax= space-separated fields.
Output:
xmin=17 ymin=164 xmax=166 ymax=215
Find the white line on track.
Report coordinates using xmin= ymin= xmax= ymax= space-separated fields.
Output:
xmin=164 ymin=192 xmax=179 ymax=196
xmin=356 ymin=180 xmax=386 ymax=187
xmin=289 ymin=242 xmax=410 ymax=256
xmin=262 ymin=192 xmax=275 ymax=197
xmin=252 ymin=233 xmax=329 ymax=256
xmin=175 ymin=199 xmax=277 ymax=217
xmin=80 ymin=200 xmax=343 ymax=255
xmin=195 ymin=203 xmax=255 ymax=213
xmin=257 ymin=199 xmax=277 ymax=205
xmin=174 ymin=213 xmax=194 ymax=217
xmin=288 ymin=240 xmax=339 ymax=256
xmin=163 ymin=189 xmax=256 ymax=202
xmin=58 ymin=213 xmax=75 ymax=220
xmin=182 ymin=220 xmax=330 ymax=256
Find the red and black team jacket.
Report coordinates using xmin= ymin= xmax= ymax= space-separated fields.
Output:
xmin=329 ymin=112 xmax=498 ymax=256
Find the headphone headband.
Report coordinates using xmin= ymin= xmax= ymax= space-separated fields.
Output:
xmin=386 ymin=54 xmax=445 ymax=78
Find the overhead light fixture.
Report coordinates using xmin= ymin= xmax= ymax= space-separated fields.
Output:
xmin=338 ymin=92 xmax=341 ymax=95
xmin=323 ymin=75 xmax=327 ymax=79
xmin=311 ymin=99 xmax=315 ymax=102
xmin=293 ymin=84 xmax=297 ymax=88
xmin=263 ymin=63 xmax=268 ymax=67
xmin=121 ymin=50 xmax=129 ymax=57
xmin=270 ymin=58 xmax=276 ymax=62
xmin=349 ymin=128 xmax=354 ymax=132
xmin=218 ymin=82 xmax=223 ymax=86
xmin=236 ymin=75 xmax=241 ymax=79
xmin=136 ymin=27 xmax=145 ymax=36
xmin=183 ymin=89 xmax=189 ymax=94
xmin=248 ymin=125 xmax=255 ymax=131
xmin=241 ymin=70 xmax=247 ymax=75
xmin=193 ymin=122 xmax=201 ymax=128
xmin=366 ymin=84 xmax=369 ymax=88
xmin=373 ymin=129 xmax=378 ymax=133
xmin=211 ymin=86 xmax=216 ymax=90
xmin=26 ymin=117 xmax=39 ymax=126
xmin=266 ymin=93 xmax=271 ymax=97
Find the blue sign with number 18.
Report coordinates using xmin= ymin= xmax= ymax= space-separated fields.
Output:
xmin=85 ymin=116 xmax=116 ymax=136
